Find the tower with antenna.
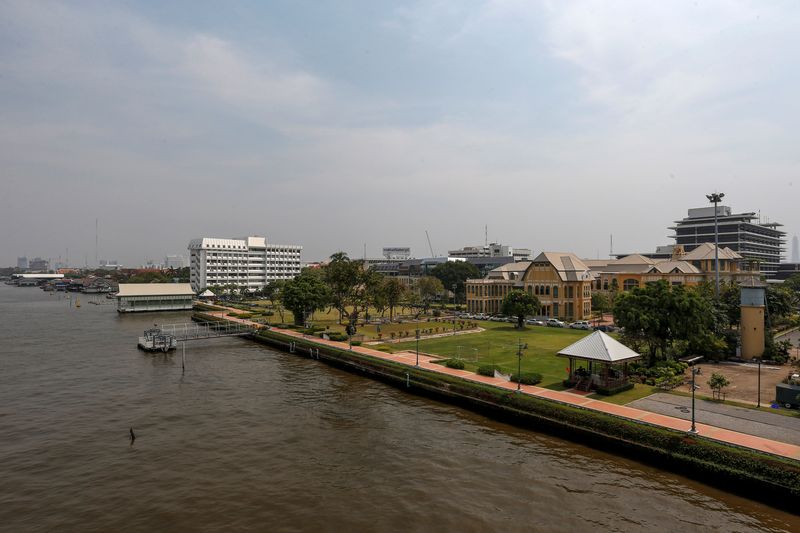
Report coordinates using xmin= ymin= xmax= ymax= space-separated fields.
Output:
xmin=95 ymin=218 xmax=99 ymax=267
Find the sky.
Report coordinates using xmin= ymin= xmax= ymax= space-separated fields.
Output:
xmin=1 ymin=0 xmax=799 ymax=267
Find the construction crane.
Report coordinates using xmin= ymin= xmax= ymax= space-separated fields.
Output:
xmin=425 ymin=230 xmax=436 ymax=257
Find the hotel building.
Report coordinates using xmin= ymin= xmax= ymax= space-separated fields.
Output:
xmin=188 ymin=236 xmax=302 ymax=292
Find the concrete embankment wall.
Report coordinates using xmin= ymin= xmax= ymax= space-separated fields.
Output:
xmin=193 ymin=313 xmax=800 ymax=511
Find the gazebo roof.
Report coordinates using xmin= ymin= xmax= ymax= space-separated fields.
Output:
xmin=557 ymin=331 xmax=641 ymax=363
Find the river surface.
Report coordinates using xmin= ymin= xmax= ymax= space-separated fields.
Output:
xmin=0 ymin=283 xmax=797 ymax=532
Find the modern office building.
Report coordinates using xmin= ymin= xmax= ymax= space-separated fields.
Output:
xmin=669 ymin=206 xmax=785 ymax=277
xmin=188 ymin=236 xmax=302 ymax=292
xmin=449 ymin=242 xmax=532 ymax=262
xmin=17 ymin=257 xmax=28 ymax=270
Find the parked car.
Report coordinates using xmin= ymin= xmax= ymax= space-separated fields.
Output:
xmin=594 ymin=324 xmax=618 ymax=333
xmin=526 ymin=318 xmax=545 ymax=326
xmin=546 ymin=319 xmax=565 ymax=328
xmin=569 ymin=320 xmax=592 ymax=330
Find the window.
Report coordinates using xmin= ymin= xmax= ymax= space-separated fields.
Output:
xmin=553 ymin=286 xmax=559 ymax=298
xmin=545 ymin=286 xmax=550 ymax=295
xmin=623 ymin=279 xmax=639 ymax=291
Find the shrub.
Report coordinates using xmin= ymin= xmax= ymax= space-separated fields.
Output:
xmin=510 ymin=372 xmax=542 ymax=385
xmin=263 ymin=311 xmax=274 ymax=317
xmin=595 ymin=382 xmax=634 ymax=396
xmin=445 ymin=358 xmax=465 ymax=369
xmin=324 ymin=332 xmax=348 ymax=342
xmin=351 ymin=341 xmax=362 ymax=346
xmin=477 ymin=364 xmax=501 ymax=377
xmin=374 ymin=345 xmax=393 ymax=353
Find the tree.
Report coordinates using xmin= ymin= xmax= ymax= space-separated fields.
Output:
xmin=591 ymin=292 xmax=611 ymax=316
xmin=382 ymin=277 xmax=406 ymax=322
xmin=417 ymin=276 xmax=444 ymax=313
xmin=263 ymin=280 xmax=286 ymax=323
xmin=281 ymin=269 xmax=331 ymax=325
xmin=430 ymin=261 xmax=480 ymax=303
xmin=322 ymin=252 xmax=360 ymax=323
xmin=502 ymin=290 xmax=541 ymax=329
xmin=707 ymin=372 xmax=731 ymax=400
xmin=613 ymin=280 xmax=713 ymax=366
xmin=766 ymin=285 xmax=796 ymax=323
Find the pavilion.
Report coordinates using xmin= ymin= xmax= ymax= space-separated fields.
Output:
xmin=557 ymin=331 xmax=641 ymax=392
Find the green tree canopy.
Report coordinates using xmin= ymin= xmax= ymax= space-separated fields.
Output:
xmin=281 ymin=269 xmax=331 ymax=325
xmin=417 ymin=276 xmax=444 ymax=312
xmin=613 ymin=280 xmax=714 ymax=366
xmin=322 ymin=252 xmax=361 ymax=322
xmin=502 ymin=290 xmax=541 ymax=328
xmin=430 ymin=261 xmax=480 ymax=303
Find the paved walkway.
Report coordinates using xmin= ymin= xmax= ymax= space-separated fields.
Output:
xmin=629 ymin=393 xmax=800 ymax=446
xmin=205 ymin=307 xmax=800 ymax=461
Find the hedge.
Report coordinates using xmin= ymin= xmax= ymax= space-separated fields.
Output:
xmin=510 ymin=372 xmax=542 ymax=385
xmin=445 ymin=358 xmax=465 ymax=369
xmin=477 ymin=364 xmax=502 ymax=377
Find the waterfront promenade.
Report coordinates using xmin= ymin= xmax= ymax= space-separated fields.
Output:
xmin=208 ymin=308 xmax=800 ymax=461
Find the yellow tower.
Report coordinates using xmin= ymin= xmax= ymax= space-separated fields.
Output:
xmin=740 ymin=285 xmax=765 ymax=360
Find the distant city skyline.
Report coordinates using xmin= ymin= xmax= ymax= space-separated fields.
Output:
xmin=2 ymin=1 xmax=799 ymax=266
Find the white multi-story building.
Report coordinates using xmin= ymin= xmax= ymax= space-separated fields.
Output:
xmin=188 ymin=236 xmax=302 ymax=292
xmin=448 ymin=242 xmax=532 ymax=262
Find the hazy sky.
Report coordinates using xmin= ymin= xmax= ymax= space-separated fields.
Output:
xmin=2 ymin=0 xmax=799 ymax=267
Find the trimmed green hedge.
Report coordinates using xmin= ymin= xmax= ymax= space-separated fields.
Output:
xmin=477 ymin=364 xmax=502 ymax=377
xmin=445 ymin=358 xmax=465 ymax=369
xmin=595 ymin=382 xmax=635 ymax=396
xmin=511 ymin=372 xmax=542 ymax=385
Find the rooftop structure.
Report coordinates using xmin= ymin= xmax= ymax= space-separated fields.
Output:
xmin=558 ymin=331 xmax=642 ymax=392
xmin=669 ymin=206 xmax=785 ymax=277
xmin=382 ymin=247 xmax=411 ymax=261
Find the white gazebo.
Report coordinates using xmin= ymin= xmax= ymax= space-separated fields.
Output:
xmin=557 ymin=331 xmax=641 ymax=392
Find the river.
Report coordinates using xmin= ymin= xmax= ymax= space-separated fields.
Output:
xmin=0 ymin=283 xmax=797 ymax=532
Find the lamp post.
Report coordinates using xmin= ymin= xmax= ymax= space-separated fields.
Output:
xmin=706 ymin=192 xmax=725 ymax=299
xmin=452 ymin=283 xmax=457 ymax=336
xmin=516 ymin=338 xmax=523 ymax=392
xmin=415 ymin=329 xmax=420 ymax=367
xmin=757 ymin=357 xmax=762 ymax=408
xmin=689 ymin=366 xmax=702 ymax=434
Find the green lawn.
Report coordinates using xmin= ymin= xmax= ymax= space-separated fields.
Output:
xmin=393 ymin=322 xmax=590 ymax=389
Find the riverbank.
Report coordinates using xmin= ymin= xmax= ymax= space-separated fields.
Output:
xmin=245 ymin=325 xmax=800 ymax=510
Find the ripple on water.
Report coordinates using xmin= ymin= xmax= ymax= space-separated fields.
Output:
xmin=0 ymin=285 xmax=798 ymax=532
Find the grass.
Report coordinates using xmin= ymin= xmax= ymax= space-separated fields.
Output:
xmin=588 ymin=384 xmax=659 ymax=404
xmin=393 ymin=322 xmax=589 ymax=389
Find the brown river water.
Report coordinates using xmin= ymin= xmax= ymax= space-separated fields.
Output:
xmin=0 ymin=283 xmax=798 ymax=532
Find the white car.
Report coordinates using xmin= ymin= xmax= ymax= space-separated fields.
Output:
xmin=526 ymin=318 xmax=545 ymax=326
xmin=546 ymin=319 xmax=566 ymax=328
xmin=569 ymin=321 xmax=592 ymax=330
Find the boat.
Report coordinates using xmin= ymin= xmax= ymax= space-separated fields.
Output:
xmin=137 ymin=328 xmax=178 ymax=352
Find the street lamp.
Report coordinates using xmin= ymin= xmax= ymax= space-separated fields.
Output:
xmin=706 ymin=192 xmax=725 ymax=299
xmin=516 ymin=338 xmax=523 ymax=392
xmin=689 ymin=366 xmax=702 ymax=434
xmin=452 ymin=282 xmax=457 ymax=336
xmin=756 ymin=357 xmax=762 ymax=408
xmin=415 ymin=329 xmax=420 ymax=367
